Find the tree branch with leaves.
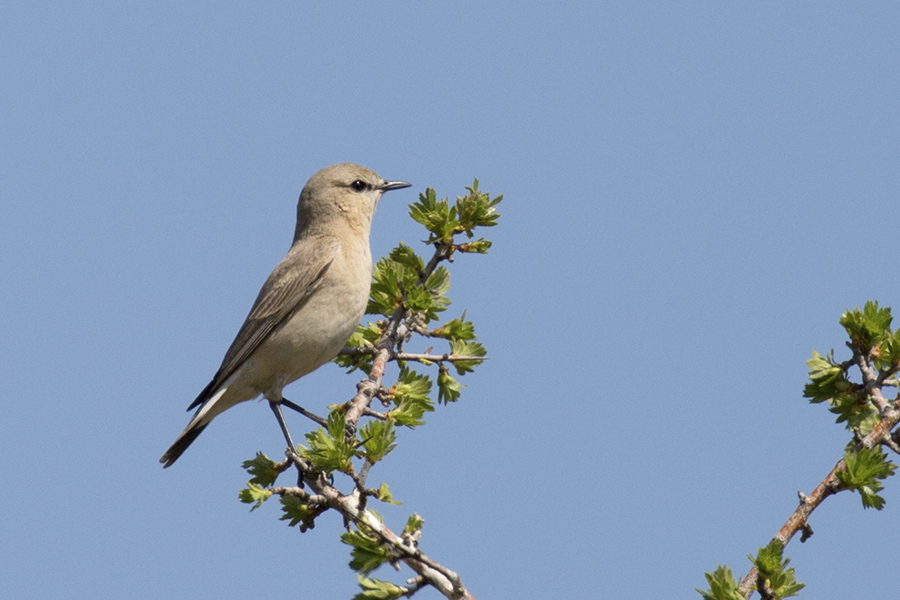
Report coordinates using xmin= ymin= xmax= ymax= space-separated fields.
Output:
xmin=699 ymin=301 xmax=900 ymax=600
xmin=238 ymin=181 xmax=502 ymax=600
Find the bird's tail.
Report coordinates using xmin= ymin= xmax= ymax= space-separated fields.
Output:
xmin=159 ymin=421 xmax=209 ymax=468
xmin=159 ymin=385 xmax=229 ymax=468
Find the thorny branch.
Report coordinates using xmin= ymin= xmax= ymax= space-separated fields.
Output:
xmin=339 ymin=346 xmax=489 ymax=365
xmin=737 ymin=348 xmax=900 ymax=599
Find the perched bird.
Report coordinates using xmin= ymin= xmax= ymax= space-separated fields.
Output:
xmin=160 ymin=163 xmax=411 ymax=468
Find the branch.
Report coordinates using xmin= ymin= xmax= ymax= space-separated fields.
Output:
xmin=854 ymin=349 xmax=891 ymax=413
xmin=737 ymin=399 xmax=900 ymax=598
xmin=275 ymin=447 xmax=476 ymax=599
xmin=340 ymin=346 xmax=488 ymax=365
xmin=343 ymin=241 xmax=451 ymax=431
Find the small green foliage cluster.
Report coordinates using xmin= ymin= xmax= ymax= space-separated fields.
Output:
xmin=750 ymin=541 xmax=804 ymax=598
xmin=337 ymin=181 xmax=497 ymax=405
xmin=353 ymin=576 xmax=406 ymax=600
xmin=700 ymin=301 xmax=900 ymax=599
xmin=836 ymin=446 xmax=897 ymax=510
xmin=409 ymin=183 xmax=500 ymax=247
xmin=237 ymin=181 xmax=501 ymax=599
xmin=698 ymin=541 xmax=803 ymax=600
xmin=805 ymin=301 xmax=900 ymax=435
xmin=337 ymin=513 xmax=424 ymax=590
xmin=803 ymin=301 xmax=898 ymax=508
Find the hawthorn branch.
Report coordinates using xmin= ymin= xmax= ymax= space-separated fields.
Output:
xmin=343 ymin=240 xmax=453 ymax=431
xmin=275 ymin=447 xmax=475 ymax=600
xmin=340 ymin=346 xmax=488 ymax=365
xmin=854 ymin=350 xmax=891 ymax=413
xmin=343 ymin=314 xmax=404 ymax=431
xmin=737 ymin=392 xmax=900 ymax=598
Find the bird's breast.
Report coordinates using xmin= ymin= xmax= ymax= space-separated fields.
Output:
xmin=254 ymin=241 xmax=371 ymax=389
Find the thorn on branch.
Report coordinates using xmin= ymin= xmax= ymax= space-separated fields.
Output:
xmin=799 ymin=523 xmax=813 ymax=543
xmin=885 ymin=432 xmax=900 ymax=455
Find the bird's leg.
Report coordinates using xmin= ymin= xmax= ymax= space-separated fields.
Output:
xmin=269 ymin=400 xmax=296 ymax=451
xmin=269 ymin=400 xmax=307 ymax=489
xmin=280 ymin=397 xmax=328 ymax=427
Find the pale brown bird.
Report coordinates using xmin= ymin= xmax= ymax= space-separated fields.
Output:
xmin=160 ymin=163 xmax=410 ymax=467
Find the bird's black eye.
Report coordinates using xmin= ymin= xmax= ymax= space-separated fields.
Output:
xmin=350 ymin=179 xmax=368 ymax=192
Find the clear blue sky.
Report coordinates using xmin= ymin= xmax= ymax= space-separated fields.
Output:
xmin=3 ymin=3 xmax=899 ymax=598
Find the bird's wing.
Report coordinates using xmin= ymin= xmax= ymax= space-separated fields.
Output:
xmin=188 ymin=237 xmax=340 ymax=410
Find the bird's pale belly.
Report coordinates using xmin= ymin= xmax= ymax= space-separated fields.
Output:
xmin=246 ymin=279 xmax=367 ymax=398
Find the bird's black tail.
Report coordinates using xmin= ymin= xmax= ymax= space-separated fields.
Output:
xmin=159 ymin=422 xmax=208 ymax=468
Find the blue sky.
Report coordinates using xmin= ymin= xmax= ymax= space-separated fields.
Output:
xmin=3 ymin=2 xmax=900 ymax=598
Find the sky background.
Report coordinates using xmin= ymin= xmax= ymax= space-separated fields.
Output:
xmin=2 ymin=2 xmax=899 ymax=599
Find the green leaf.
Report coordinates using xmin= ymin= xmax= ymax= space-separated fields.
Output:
xmin=335 ymin=323 xmax=382 ymax=372
xmin=696 ymin=565 xmax=743 ymax=600
xmin=409 ymin=188 xmax=459 ymax=243
xmin=368 ymin=257 xmax=418 ymax=317
xmin=342 ymin=528 xmax=391 ymax=574
xmin=840 ymin=301 xmax=893 ymax=353
xmin=449 ymin=339 xmax=487 ymax=375
xmin=389 ymin=368 xmax=434 ymax=427
xmin=877 ymin=329 xmax=900 ymax=369
xmin=279 ymin=494 xmax=313 ymax=527
xmin=404 ymin=285 xmax=440 ymax=320
xmin=425 ymin=265 xmax=451 ymax=296
xmin=836 ymin=446 xmax=897 ymax=509
xmin=803 ymin=349 xmax=874 ymax=432
xmin=360 ymin=419 xmax=397 ymax=463
xmin=238 ymin=482 xmax=272 ymax=510
xmin=297 ymin=411 xmax=355 ymax=473
xmin=437 ymin=367 xmax=463 ymax=403
xmin=353 ymin=576 xmax=406 ymax=600
xmin=366 ymin=249 xmax=451 ymax=322
xmin=387 ymin=242 xmax=424 ymax=272
xmin=403 ymin=513 xmax=424 ymax=536
xmin=376 ymin=482 xmax=402 ymax=505
xmin=431 ymin=313 xmax=476 ymax=341
xmin=825 ymin=386 xmax=876 ymax=432
xmin=455 ymin=180 xmax=502 ymax=236
xmin=749 ymin=539 xmax=805 ymax=598
xmin=392 ymin=367 xmax=432 ymax=402
xmin=458 ymin=238 xmax=493 ymax=254
xmin=803 ymin=350 xmax=844 ymax=403
xmin=406 ymin=265 xmax=451 ymax=323
xmin=241 ymin=452 xmax=280 ymax=486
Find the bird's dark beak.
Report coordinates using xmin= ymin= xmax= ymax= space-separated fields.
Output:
xmin=381 ymin=180 xmax=412 ymax=191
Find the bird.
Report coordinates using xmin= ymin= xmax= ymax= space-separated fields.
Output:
xmin=160 ymin=163 xmax=411 ymax=468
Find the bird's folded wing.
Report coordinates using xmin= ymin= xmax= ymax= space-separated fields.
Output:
xmin=188 ymin=237 xmax=340 ymax=410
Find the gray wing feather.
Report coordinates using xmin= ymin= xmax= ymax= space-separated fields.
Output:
xmin=188 ymin=237 xmax=340 ymax=410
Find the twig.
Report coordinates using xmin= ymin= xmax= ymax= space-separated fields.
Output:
xmin=343 ymin=241 xmax=450 ymax=430
xmin=275 ymin=446 xmax=476 ymax=599
xmin=339 ymin=347 xmax=488 ymax=364
xmin=737 ymin=393 xmax=900 ymax=598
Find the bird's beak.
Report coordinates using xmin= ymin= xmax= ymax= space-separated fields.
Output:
xmin=381 ymin=180 xmax=412 ymax=191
